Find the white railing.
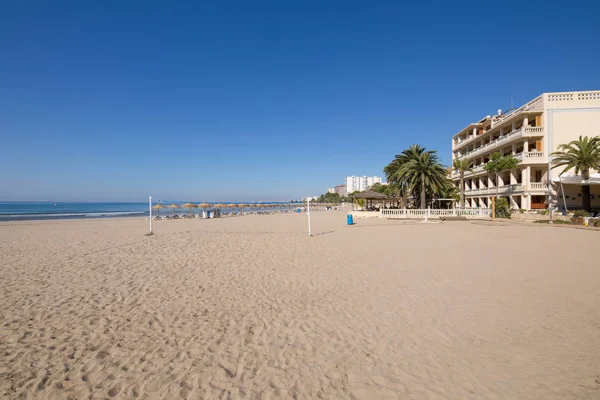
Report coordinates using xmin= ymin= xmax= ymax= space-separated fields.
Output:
xmin=457 ymin=126 xmax=546 ymax=160
xmin=459 ymin=128 xmax=522 ymax=159
xmin=496 ymin=184 xmax=523 ymax=194
xmin=577 ymin=91 xmax=600 ymax=101
xmin=547 ymin=91 xmax=600 ymax=102
xmin=529 ymin=182 xmax=548 ymax=190
xmin=465 ymin=185 xmax=523 ymax=196
xmin=547 ymin=93 xmax=574 ymax=102
xmin=380 ymin=208 xmax=491 ymax=219
xmin=524 ymin=126 xmax=544 ymax=134
xmin=524 ymin=151 xmax=544 ymax=159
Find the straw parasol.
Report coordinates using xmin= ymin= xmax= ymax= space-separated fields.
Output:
xmin=197 ymin=202 xmax=210 ymax=210
xmin=166 ymin=203 xmax=180 ymax=215
xmin=181 ymin=202 xmax=197 ymax=216
xmin=214 ymin=203 xmax=226 ymax=209
xmin=152 ymin=203 xmax=165 ymax=215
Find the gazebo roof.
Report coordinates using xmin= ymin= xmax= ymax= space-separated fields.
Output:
xmin=351 ymin=190 xmax=388 ymax=199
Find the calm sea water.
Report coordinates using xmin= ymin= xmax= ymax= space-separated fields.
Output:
xmin=0 ymin=202 xmax=149 ymax=221
xmin=0 ymin=202 xmax=302 ymax=221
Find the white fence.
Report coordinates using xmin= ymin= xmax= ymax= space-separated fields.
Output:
xmin=380 ymin=208 xmax=491 ymax=219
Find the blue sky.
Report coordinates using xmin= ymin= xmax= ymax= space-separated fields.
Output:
xmin=1 ymin=1 xmax=599 ymax=201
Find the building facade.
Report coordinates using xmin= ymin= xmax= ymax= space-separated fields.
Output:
xmin=334 ymin=184 xmax=347 ymax=196
xmin=345 ymin=176 xmax=382 ymax=194
xmin=451 ymin=91 xmax=600 ymax=210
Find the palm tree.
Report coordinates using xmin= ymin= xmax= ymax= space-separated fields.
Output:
xmin=551 ymin=135 xmax=600 ymax=212
xmin=385 ymin=145 xmax=448 ymax=208
xmin=452 ymin=158 xmax=473 ymax=209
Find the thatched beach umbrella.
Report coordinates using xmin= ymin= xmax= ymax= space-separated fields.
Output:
xmin=197 ymin=202 xmax=210 ymax=211
xmin=182 ymin=202 xmax=197 ymax=216
xmin=351 ymin=190 xmax=388 ymax=211
xmin=167 ymin=203 xmax=180 ymax=215
xmin=152 ymin=203 xmax=165 ymax=215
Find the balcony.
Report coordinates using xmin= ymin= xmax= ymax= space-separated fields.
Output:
xmin=464 ymin=183 xmax=550 ymax=196
xmin=452 ymin=152 xmax=546 ymax=182
xmin=515 ymin=151 xmax=546 ymax=163
xmin=464 ymin=184 xmax=524 ymax=196
xmin=453 ymin=133 xmax=479 ymax=150
xmin=529 ymin=182 xmax=548 ymax=190
xmin=456 ymin=126 xmax=545 ymax=160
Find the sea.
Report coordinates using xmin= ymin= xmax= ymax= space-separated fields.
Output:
xmin=0 ymin=202 xmax=302 ymax=222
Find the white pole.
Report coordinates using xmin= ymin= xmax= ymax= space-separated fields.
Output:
xmin=559 ymin=176 xmax=568 ymax=213
xmin=307 ymin=198 xmax=312 ymax=236
xmin=149 ymin=196 xmax=153 ymax=234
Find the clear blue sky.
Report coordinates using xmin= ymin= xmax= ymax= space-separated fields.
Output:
xmin=1 ymin=1 xmax=599 ymax=201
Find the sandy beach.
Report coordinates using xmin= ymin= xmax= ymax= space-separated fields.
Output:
xmin=1 ymin=211 xmax=599 ymax=399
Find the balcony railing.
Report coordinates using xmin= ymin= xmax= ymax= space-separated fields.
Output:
xmin=452 ymin=153 xmax=546 ymax=181
xmin=524 ymin=151 xmax=544 ymax=158
xmin=530 ymin=182 xmax=548 ymax=190
xmin=453 ymin=133 xmax=478 ymax=150
xmin=464 ymin=184 xmax=524 ymax=196
xmin=456 ymin=126 xmax=545 ymax=159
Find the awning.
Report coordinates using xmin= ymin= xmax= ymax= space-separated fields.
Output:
xmin=552 ymin=173 xmax=600 ymax=185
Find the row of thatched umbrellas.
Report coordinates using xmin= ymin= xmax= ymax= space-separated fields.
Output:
xmin=151 ymin=202 xmax=340 ymax=216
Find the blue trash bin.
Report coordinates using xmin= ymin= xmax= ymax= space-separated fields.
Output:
xmin=347 ymin=214 xmax=354 ymax=225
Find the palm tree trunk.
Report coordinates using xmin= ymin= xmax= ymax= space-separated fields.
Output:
xmin=582 ymin=169 xmax=591 ymax=212
xmin=459 ymin=172 xmax=465 ymax=209
xmin=420 ymin=173 xmax=426 ymax=208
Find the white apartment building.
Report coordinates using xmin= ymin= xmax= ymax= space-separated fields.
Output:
xmin=345 ymin=176 xmax=382 ymax=193
xmin=451 ymin=91 xmax=600 ymax=210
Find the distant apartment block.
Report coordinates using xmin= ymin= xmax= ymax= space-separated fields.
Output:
xmin=451 ymin=91 xmax=600 ymax=210
xmin=334 ymin=184 xmax=347 ymax=196
xmin=327 ymin=188 xmax=335 ymax=194
xmin=345 ymin=176 xmax=382 ymax=194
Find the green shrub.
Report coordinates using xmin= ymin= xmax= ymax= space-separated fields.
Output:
xmin=534 ymin=219 xmax=569 ymax=224
xmin=494 ymin=198 xmax=511 ymax=219
xmin=594 ymin=220 xmax=600 ymax=228
xmin=519 ymin=209 xmax=526 ymax=214
xmin=537 ymin=209 xmax=549 ymax=215
xmin=573 ymin=210 xmax=590 ymax=217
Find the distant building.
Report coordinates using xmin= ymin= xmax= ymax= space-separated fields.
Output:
xmin=345 ymin=176 xmax=382 ymax=194
xmin=327 ymin=188 xmax=335 ymax=194
xmin=334 ymin=184 xmax=347 ymax=196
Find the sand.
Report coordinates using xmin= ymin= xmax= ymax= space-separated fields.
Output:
xmin=1 ymin=211 xmax=599 ymax=399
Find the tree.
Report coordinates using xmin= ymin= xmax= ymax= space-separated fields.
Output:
xmin=452 ymin=158 xmax=473 ymax=209
xmin=494 ymin=198 xmax=511 ymax=219
xmin=483 ymin=152 xmax=520 ymax=197
xmin=483 ymin=152 xmax=520 ymax=221
xmin=370 ymin=183 xmax=385 ymax=193
xmin=385 ymin=145 xmax=448 ymax=208
xmin=551 ymin=135 xmax=600 ymax=212
xmin=314 ymin=192 xmax=342 ymax=204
